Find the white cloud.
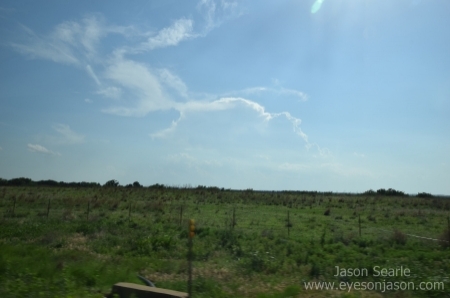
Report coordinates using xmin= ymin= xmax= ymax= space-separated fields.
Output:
xmin=10 ymin=15 xmax=133 ymax=65
xmin=128 ymin=18 xmax=194 ymax=54
xmin=279 ymin=88 xmax=309 ymax=101
xmin=198 ymin=0 xmax=217 ymax=31
xmin=180 ymin=96 xmax=309 ymax=142
xmin=10 ymin=24 xmax=79 ymax=65
xmin=306 ymin=143 xmax=331 ymax=158
xmin=101 ymin=57 xmax=173 ymax=116
xmin=158 ymin=69 xmax=188 ymax=98
xmin=238 ymin=86 xmax=308 ymax=101
xmin=86 ymin=64 xmax=101 ymax=85
xmin=148 ymin=96 xmax=309 ymax=142
xmin=197 ymin=0 xmax=242 ymax=33
xmin=85 ymin=98 xmax=93 ymax=103
xmin=97 ymin=86 xmax=122 ymax=99
xmin=220 ymin=0 xmax=239 ymax=11
xmin=179 ymin=97 xmax=272 ymax=119
xmin=78 ymin=16 xmax=103 ymax=58
xmin=27 ymin=144 xmax=60 ymax=155
xmin=150 ymin=117 xmax=181 ymax=139
xmin=52 ymin=124 xmax=85 ymax=144
xmin=10 ymin=8 xmax=318 ymax=157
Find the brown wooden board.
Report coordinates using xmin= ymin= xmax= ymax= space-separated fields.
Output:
xmin=108 ymin=282 xmax=189 ymax=298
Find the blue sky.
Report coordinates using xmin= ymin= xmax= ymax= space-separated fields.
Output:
xmin=0 ymin=0 xmax=449 ymax=194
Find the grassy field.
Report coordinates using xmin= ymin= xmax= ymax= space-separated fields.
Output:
xmin=0 ymin=185 xmax=449 ymax=297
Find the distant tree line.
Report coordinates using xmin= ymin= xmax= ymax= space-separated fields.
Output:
xmin=0 ymin=177 xmax=438 ymax=197
xmin=417 ymin=192 xmax=433 ymax=198
xmin=362 ymin=188 xmax=434 ymax=198
xmin=0 ymin=177 xmax=100 ymax=188
xmin=363 ymin=188 xmax=406 ymax=196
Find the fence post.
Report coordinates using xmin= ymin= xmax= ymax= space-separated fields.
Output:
xmin=179 ymin=206 xmax=183 ymax=226
xmin=358 ymin=215 xmax=361 ymax=237
xmin=188 ymin=219 xmax=195 ymax=297
xmin=12 ymin=197 xmax=16 ymax=216
xmin=87 ymin=200 xmax=90 ymax=221
xmin=287 ymin=210 xmax=291 ymax=237
xmin=128 ymin=202 xmax=131 ymax=224
xmin=232 ymin=207 xmax=236 ymax=230
xmin=448 ymin=216 xmax=450 ymax=249
xmin=47 ymin=199 xmax=51 ymax=219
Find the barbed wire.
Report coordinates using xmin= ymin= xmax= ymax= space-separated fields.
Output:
xmin=2 ymin=197 xmax=448 ymax=244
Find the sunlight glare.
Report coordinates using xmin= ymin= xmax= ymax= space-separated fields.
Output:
xmin=311 ymin=0 xmax=324 ymax=14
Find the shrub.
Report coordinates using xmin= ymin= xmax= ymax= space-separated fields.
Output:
xmin=438 ymin=228 xmax=450 ymax=248
xmin=309 ymin=262 xmax=321 ymax=278
xmin=392 ymin=229 xmax=407 ymax=245
xmin=216 ymin=229 xmax=241 ymax=250
xmin=417 ymin=192 xmax=433 ymax=198
xmin=261 ymin=229 xmax=274 ymax=240
xmin=239 ymin=250 xmax=280 ymax=274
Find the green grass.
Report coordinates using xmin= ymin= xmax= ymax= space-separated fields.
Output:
xmin=0 ymin=186 xmax=449 ymax=297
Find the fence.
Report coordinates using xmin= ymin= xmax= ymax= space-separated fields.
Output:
xmin=1 ymin=187 xmax=449 ymax=246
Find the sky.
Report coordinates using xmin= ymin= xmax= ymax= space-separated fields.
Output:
xmin=0 ymin=0 xmax=449 ymax=194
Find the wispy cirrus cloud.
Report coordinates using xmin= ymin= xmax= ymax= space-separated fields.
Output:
xmin=114 ymin=18 xmax=195 ymax=57
xmin=140 ymin=18 xmax=194 ymax=51
xmin=9 ymin=2 xmax=321 ymax=156
xmin=52 ymin=124 xmax=85 ymax=144
xmin=10 ymin=24 xmax=79 ymax=65
xmin=197 ymin=0 xmax=242 ymax=33
xmin=306 ymin=143 xmax=332 ymax=158
xmin=232 ymin=86 xmax=308 ymax=102
xmin=27 ymin=144 xmax=60 ymax=155
xmin=149 ymin=96 xmax=309 ymax=143
xmin=101 ymin=56 xmax=172 ymax=116
xmin=158 ymin=69 xmax=189 ymax=98
xmin=86 ymin=64 xmax=101 ymax=85
xmin=10 ymin=14 xmax=134 ymax=65
xmin=97 ymin=86 xmax=122 ymax=100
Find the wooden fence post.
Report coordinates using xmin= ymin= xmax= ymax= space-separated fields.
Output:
xmin=359 ymin=215 xmax=361 ymax=237
xmin=128 ymin=202 xmax=131 ymax=224
xmin=188 ymin=219 xmax=195 ymax=297
xmin=12 ymin=197 xmax=16 ymax=216
xmin=447 ymin=216 xmax=450 ymax=248
xmin=47 ymin=199 xmax=51 ymax=219
xmin=179 ymin=206 xmax=183 ymax=226
xmin=87 ymin=200 xmax=90 ymax=221
xmin=232 ymin=207 xmax=236 ymax=230
xmin=288 ymin=211 xmax=291 ymax=237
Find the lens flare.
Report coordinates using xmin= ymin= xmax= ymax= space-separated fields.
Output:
xmin=311 ymin=0 xmax=324 ymax=14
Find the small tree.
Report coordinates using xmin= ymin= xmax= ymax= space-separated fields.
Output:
xmin=104 ymin=179 xmax=119 ymax=187
xmin=417 ymin=192 xmax=433 ymax=198
xmin=133 ymin=181 xmax=142 ymax=188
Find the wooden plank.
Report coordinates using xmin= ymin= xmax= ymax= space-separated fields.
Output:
xmin=109 ymin=282 xmax=189 ymax=298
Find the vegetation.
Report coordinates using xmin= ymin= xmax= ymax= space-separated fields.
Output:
xmin=0 ymin=178 xmax=449 ymax=297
